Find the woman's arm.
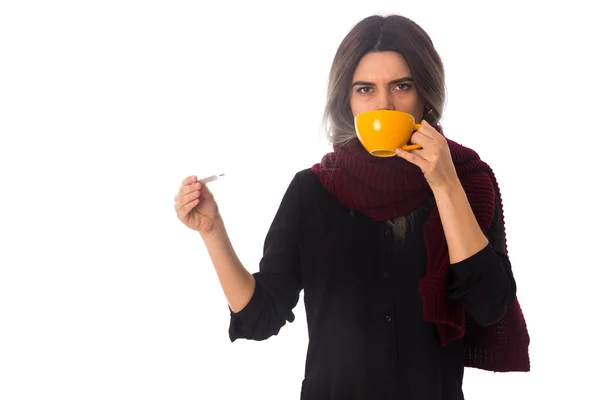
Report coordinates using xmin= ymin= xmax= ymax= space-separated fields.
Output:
xmin=201 ymin=216 xmax=256 ymax=313
xmin=432 ymin=178 xmax=489 ymax=263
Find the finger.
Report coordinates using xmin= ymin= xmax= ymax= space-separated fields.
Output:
xmin=398 ymin=147 xmax=427 ymax=160
xmin=181 ymin=181 xmax=201 ymax=196
xmin=181 ymin=175 xmax=198 ymax=186
xmin=174 ymin=189 xmax=200 ymax=213
xmin=420 ymin=120 xmax=446 ymax=142
xmin=177 ymin=197 xmax=201 ymax=219
xmin=176 ymin=181 xmax=202 ymax=202
xmin=409 ymin=131 xmax=433 ymax=146
xmin=174 ymin=184 xmax=192 ymax=205
xmin=396 ymin=147 xmax=427 ymax=169
xmin=175 ymin=176 xmax=199 ymax=202
xmin=415 ymin=121 xmax=438 ymax=139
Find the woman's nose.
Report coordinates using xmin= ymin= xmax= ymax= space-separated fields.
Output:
xmin=377 ymin=92 xmax=395 ymax=110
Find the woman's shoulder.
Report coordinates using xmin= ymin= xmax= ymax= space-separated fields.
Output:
xmin=294 ymin=168 xmax=320 ymax=184
xmin=282 ymin=167 xmax=319 ymax=189
xmin=289 ymin=167 xmax=336 ymax=204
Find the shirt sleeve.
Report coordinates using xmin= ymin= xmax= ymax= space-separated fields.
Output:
xmin=446 ymin=189 xmax=517 ymax=326
xmin=228 ymin=173 xmax=303 ymax=342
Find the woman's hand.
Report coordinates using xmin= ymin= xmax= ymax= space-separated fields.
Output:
xmin=174 ymin=175 xmax=220 ymax=234
xmin=396 ymin=120 xmax=459 ymax=190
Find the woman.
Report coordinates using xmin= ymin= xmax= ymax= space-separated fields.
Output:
xmin=174 ymin=14 xmax=530 ymax=400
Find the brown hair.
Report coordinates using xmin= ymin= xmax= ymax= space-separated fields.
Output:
xmin=323 ymin=15 xmax=446 ymax=145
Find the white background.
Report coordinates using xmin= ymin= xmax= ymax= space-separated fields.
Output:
xmin=1 ymin=0 xmax=599 ymax=399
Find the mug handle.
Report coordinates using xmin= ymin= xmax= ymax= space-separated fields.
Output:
xmin=401 ymin=124 xmax=422 ymax=151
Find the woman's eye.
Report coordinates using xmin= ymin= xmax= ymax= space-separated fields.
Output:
xmin=395 ymin=83 xmax=411 ymax=91
xmin=356 ymin=87 xmax=373 ymax=94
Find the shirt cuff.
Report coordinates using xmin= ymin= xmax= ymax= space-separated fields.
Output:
xmin=228 ymin=281 xmax=262 ymax=341
xmin=447 ymin=243 xmax=503 ymax=297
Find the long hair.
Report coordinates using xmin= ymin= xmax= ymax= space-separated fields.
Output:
xmin=323 ymin=15 xmax=445 ymax=240
xmin=323 ymin=15 xmax=446 ymax=147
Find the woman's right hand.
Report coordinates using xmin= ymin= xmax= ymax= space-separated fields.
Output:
xmin=174 ymin=175 xmax=220 ymax=234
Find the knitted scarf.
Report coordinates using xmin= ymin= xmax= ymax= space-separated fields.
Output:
xmin=310 ymin=130 xmax=530 ymax=372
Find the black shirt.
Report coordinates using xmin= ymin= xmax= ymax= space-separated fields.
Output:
xmin=228 ymin=169 xmax=516 ymax=400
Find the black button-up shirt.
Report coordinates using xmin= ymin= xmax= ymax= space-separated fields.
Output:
xmin=228 ymin=169 xmax=516 ymax=399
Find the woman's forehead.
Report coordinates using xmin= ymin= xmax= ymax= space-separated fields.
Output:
xmin=353 ymin=51 xmax=411 ymax=80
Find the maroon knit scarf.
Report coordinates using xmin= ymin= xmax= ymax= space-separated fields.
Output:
xmin=311 ymin=130 xmax=530 ymax=372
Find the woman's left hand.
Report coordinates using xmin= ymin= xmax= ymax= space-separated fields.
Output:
xmin=395 ymin=120 xmax=459 ymax=190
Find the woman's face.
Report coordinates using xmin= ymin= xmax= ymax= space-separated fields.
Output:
xmin=349 ymin=51 xmax=424 ymax=121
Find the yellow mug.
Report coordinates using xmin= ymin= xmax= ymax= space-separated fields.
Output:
xmin=354 ymin=110 xmax=422 ymax=157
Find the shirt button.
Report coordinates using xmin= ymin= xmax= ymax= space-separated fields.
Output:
xmin=383 ymin=272 xmax=390 ymax=279
xmin=389 ymin=360 xmax=397 ymax=368
xmin=386 ymin=315 xmax=392 ymax=322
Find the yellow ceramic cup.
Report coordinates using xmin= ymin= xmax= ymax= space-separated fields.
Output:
xmin=354 ymin=110 xmax=422 ymax=157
